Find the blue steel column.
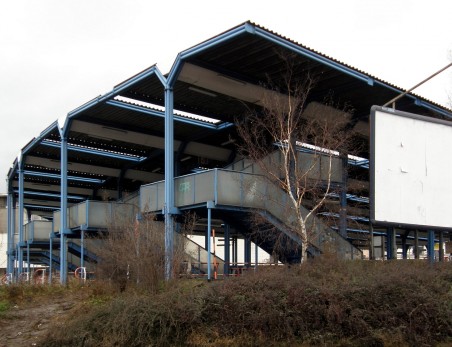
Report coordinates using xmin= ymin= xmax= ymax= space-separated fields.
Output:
xmin=427 ymin=230 xmax=435 ymax=263
xmin=414 ymin=230 xmax=419 ymax=259
xmin=244 ymin=236 xmax=251 ymax=268
xmin=11 ymin=196 xmax=16 ymax=277
xmin=60 ymin=136 xmax=68 ymax=284
xmin=81 ymin=228 xmax=85 ymax=269
xmin=386 ymin=227 xmax=393 ymax=259
xmin=164 ymin=86 xmax=175 ymax=280
xmin=224 ymin=224 xmax=230 ymax=276
xmin=18 ymin=165 xmax=24 ymax=275
xmin=27 ymin=242 xmax=30 ymax=281
xmin=49 ymin=233 xmax=53 ymax=284
xmin=401 ymin=236 xmax=408 ymax=260
xmin=207 ymin=205 xmax=212 ymax=281
xmin=6 ymin=184 xmax=14 ymax=275
xmin=254 ymin=242 xmax=258 ymax=271
xmin=339 ymin=154 xmax=348 ymax=240
xmin=438 ymin=232 xmax=444 ymax=262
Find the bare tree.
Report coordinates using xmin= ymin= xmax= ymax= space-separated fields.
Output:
xmin=236 ymin=62 xmax=356 ymax=262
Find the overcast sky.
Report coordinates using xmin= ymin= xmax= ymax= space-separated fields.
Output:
xmin=1 ymin=0 xmax=451 ymax=194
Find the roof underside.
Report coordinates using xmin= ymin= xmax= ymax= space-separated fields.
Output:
xmin=9 ymin=21 xmax=451 ymax=221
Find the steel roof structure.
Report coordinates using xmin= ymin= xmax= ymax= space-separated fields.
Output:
xmin=5 ymin=21 xmax=452 ymax=282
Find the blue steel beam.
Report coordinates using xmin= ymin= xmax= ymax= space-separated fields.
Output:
xmin=106 ymin=99 xmax=234 ymax=130
xmin=327 ymin=192 xmax=369 ymax=204
xmin=23 ymin=204 xmax=59 ymax=211
xmin=22 ymin=170 xmax=105 ymax=184
xmin=331 ymin=226 xmax=439 ymax=242
xmin=40 ymin=139 xmax=146 ymax=162
xmin=13 ymin=189 xmax=85 ymax=200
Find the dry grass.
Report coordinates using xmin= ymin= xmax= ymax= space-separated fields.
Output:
xmin=40 ymin=258 xmax=452 ymax=346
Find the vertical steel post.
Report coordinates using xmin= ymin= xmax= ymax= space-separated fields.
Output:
xmin=207 ymin=205 xmax=212 ymax=281
xmin=386 ymin=227 xmax=394 ymax=259
xmin=27 ymin=242 xmax=30 ymax=282
xmin=81 ymin=227 xmax=85 ymax=269
xmin=164 ymin=86 xmax=175 ymax=280
xmin=6 ymin=185 xmax=14 ymax=275
xmin=244 ymin=236 xmax=251 ymax=268
xmin=49 ymin=233 xmax=53 ymax=284
xmin=339 ymin=154 xmax=348 ymax=240
xmin=369 ymin=223 xmax=374 ymax=260
xmin=234 ymin=237 xmax=238 ymax=264
xmin=11 ymin=194 xmax=17 ymax=278
xmin=401 ymin=236 xmax=408 ymax=260
xmin=60 ymin=136 xmax=68 ymax=284
xmin=18 ymin=167 xmax=24 ymax=274
xmin=414 ymin=230 xmax=419 ymax=259
xmin=231 ymin=237 xmax=236 ymax=267
xmin=439 ymin=232 xmax=444 ymax=262
xmin=392 ymin=228 xmax=397 ymax=259
xmin=427 ymin=230 xmax=435 ymax=263
xmin=224 ymin=224 xmax=230 ymax=276
xmin=254 ymin=242 xmax=258 ymax=271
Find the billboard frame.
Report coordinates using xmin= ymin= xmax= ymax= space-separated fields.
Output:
xmin=370 ymin=105 xmax=452 ymax=231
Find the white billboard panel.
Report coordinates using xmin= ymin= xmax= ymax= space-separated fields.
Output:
xmin=371 ymin=106 xmax=452 ymax=229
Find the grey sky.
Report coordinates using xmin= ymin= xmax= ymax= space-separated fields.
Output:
xmin=1 ymin=0 xmax=451 ymax=194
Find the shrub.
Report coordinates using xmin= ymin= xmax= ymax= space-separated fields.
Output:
xmin=41 ymin=259 xmax=452 ymax=346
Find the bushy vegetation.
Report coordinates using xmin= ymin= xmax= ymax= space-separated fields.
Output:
xmin=91 ymin=212 xmax=193 ymax=293
xmin=39 ymin=258 xmax=452 ymax=347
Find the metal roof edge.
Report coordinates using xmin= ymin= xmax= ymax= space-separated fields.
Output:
xmin=167 ymin=22 xmax=252 ymax=87
xmin=249 ymin=22 xmax=451 ymax=117
xmin=67 ymin=64 xmax=165 ymax=122
xmin=253 ymin=25 xmax=371 ymax=84
xmin=166 ymin=20 xmax=450 ymax=118
xmin=7 ymin=159 xmax=18 ymax=182
xmin=21 ymin=121 xmax=59 ymax=157
xmin=113 ymin=64 xmax=165 ymax=90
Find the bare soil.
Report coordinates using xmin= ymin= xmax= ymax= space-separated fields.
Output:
xmin=0 ymin=293 xmax=80 ymax=347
